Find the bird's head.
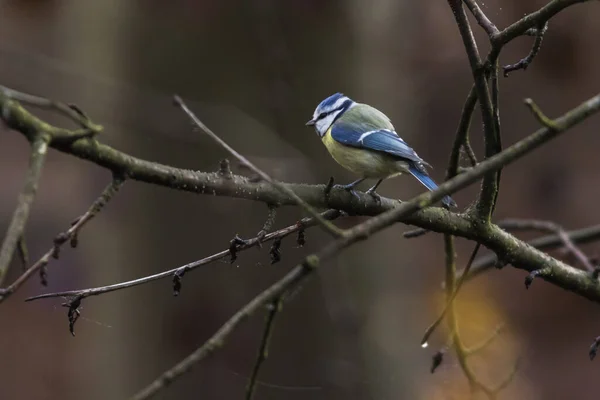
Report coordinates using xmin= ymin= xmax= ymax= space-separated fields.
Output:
xmin=306 ymin=93 xmax=354 ymax=137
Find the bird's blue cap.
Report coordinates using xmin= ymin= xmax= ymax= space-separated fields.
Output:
xmin=317 ymin=92 xmax=346 ymax=111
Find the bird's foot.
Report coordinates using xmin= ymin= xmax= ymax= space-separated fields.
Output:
xmin=333 ymin=184 xmax=360 ymax=200
xmin=365 ymin=188 xmax=381 ymax=203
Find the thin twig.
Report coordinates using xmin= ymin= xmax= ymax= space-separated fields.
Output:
xmin=443 ymin=235 xmax=494 ymax=396
xmin=498 ymin=219 xmax=595 ymax=271
xmin=458 ymin=223 xmax=600 ymax=282
xmin=129 ymin=253 xmax=320 ymax=400
xmin=16 ymin=234 xmax=29 ymax=270
xmin=0 ymin=177 xmax=125 ymax=301
xmin=503 ymin=22 xmax=548 ymax=77
xmin=465 ymin=323 xmax=506 ymax=355
xmin=447 ymin=86 xmax=478 ymax=180
xmin=0 ymin=85 xmax=102 ymax=134
xmin=246 ymin=297 xmax=282 ymax=400
xmin=494 ymin=0 xmax=593 ymax=45
xmin=447 ymin=0 xmax=501 ymax=223
xmin=462 ymin=139 xmax=478 ymax=167
xmin=491 ymin=358 xmax=522 ymax=394
xmin=403 ymin=228 xmax=430 ymax=239
xmin=173 ymin=95 xmax=344 ymax=238
xmin=524 ymin=98 xmax=560 ymax=130
xmin=463 ymin=0 xmax=500 ymax=36
xmin=421 ymin=243 xmax=481 ymax=347
xmin=26 ymin=210 xmax=342 ymax=302
xmin=256 ymin=205 xmax=278 ymax=245
xmin=0 ymin=135 xmax=49 ymax=286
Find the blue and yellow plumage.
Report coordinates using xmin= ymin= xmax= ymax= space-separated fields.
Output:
xmin=306 ymin=93 xmax=456 ymax=208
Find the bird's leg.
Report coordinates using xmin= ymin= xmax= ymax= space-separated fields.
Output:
xmin=333 ymin=178 xmax=364 ymax=200
xmin=365 ymin=179 xmax=383 ymax=202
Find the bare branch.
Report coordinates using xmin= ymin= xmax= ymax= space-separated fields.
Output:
xmin=443 ymin=235 xmax=495 ymax=396
xmin=524 ymin=98 xmax=560 ymax=130
xmin=447 ymin=86 xmax=478 ymax=180
xmin=447 ymin=0 xmax=501 ymax=222
xmin=459 ymin=223 xmax=600 ymax=282
xmin=462 ymin=139 xmax=479 ymax=167
xmin=246 ymin=297 xmax=282 ymax=400
xmin=421 ymin=243 xmax=481 ymax=347
xmin=503 ymin=22 xmax=548 ymax=77
xmin=16 ymin=234 xmax=28 ymax=270
xmin=403 ymin=228 xmax=430 ymax=239
xmin=0 ymin=85 xmax=102 ymax=134
xmin=0 ymin=177 xmax=124 ymax=302
xmin=465 ymin=323 xmax=506 ymax=355
xmin=256 ymin=205 xmax=278 ymax=245
xmin=499 ymin=219 xmax=595 ymax=271
xmin=463 ymin=0 xmax=500 ymax=36
xmin=26 ymin=210 xmax=341 ymax=303
xmin=0 ymin=136 xmax=49 ymax=286
xmin=129 ymin=253 xmax=320 ymax=400
xmin=494 ymin=0 xmax=594 ymax=46
xmin=173 ymin=95 xmax=344 ymax=238
xmin=130 ymin=91 xmax=600 ymax=398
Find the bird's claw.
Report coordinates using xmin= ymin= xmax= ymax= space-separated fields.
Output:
xmin=333 ymin=184 xmax=360 ymax=200
xmin=366 ymin=189 xmax=381 ymax=203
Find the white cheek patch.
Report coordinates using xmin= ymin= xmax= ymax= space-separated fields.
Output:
xmin=316 ymin=111 xmax=340 ymax=135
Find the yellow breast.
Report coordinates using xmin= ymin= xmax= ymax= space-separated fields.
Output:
xmin=321 ymin=128 xmax=407 ymax=178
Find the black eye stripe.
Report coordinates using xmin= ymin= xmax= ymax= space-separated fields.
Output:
xmin=317 ymin=109 xmax=337 ymax=120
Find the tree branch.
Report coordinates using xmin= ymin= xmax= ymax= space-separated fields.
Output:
xmin=498 ymin=219 xmax=595 ymax=271
xmin=26 ymin=210 xmax=341 ymax=303
xmin=0 ymin=176 xmax=124 ymax=301
xmin=246 ymin=297 xmax=282 ymax=400
xmin=0 ymin=135 xmax=49 ymax=286
xmin=0 ymin=85 xmax=102 ymax=134
xmin=463 ymin=0 xmax=500 ymax=36
xmin=448 ymin=0 xmax=501 ymax=223
xmin=128 ymin=92 xmax=600 ymax=398
xmin=173 ymin=95 xmax=344 ymax=238
xmin=503 ymin=22 xmax=548 ymax=76
xmin=493 ymin=0 xmax=594 ymax=46
xmin=458 ymin=223 xmax=600 ymax=282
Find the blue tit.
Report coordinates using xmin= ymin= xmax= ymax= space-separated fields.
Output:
xmin=306 ymin=93 xmax=456 ymax=208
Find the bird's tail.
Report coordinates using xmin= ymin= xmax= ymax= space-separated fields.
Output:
xmin=408 ymin=165 xmax=457 ymax=208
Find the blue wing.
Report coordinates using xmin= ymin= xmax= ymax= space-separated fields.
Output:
xmin=330 ymin=120 xmax=457 ymax=208
xmin=330 ymin=123 xmax=428 ymax=168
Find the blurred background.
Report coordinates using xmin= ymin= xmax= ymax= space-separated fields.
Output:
xmin=1 ymin=0 xmax=599 ymax=399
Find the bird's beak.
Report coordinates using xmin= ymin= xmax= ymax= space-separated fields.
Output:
xmin=305 ymin=119 xmax=315 ymax=126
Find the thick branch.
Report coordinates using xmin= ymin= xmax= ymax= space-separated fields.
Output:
xmin=0 ymin=85 xmax=102 ymax=134
xmin=498 ymin=218 xmax=595 ymax=271
xmin=460 ymin=223 xmax=600 ymax=282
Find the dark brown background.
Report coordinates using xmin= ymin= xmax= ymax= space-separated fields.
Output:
xmin=1 ymin=1 xmax=599 ymax=399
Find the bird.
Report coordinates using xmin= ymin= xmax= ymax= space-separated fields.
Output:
xmin=306 ymin=93 xmax=456 ymax=208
